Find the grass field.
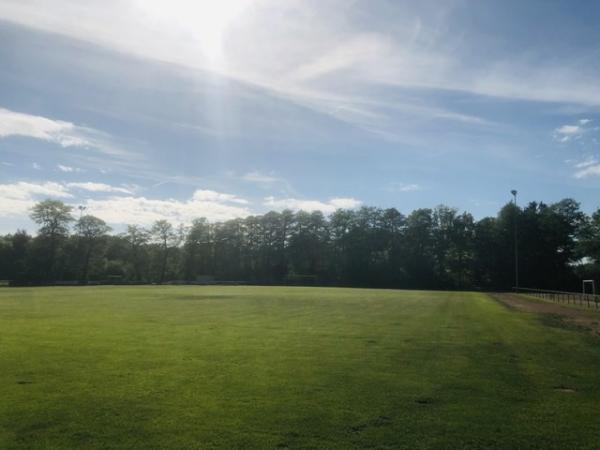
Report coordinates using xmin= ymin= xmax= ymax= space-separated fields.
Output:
xmin=1 ymin=286 xmax=600 ymax=449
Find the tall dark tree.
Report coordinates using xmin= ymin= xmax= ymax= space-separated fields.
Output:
xmin=404 ymin=208 xmax=435 ymax=288
xmin=122 ymin=225 xmax=150 ymax=281
xmin=183 ymin=218 xmax=212 ymax=281
xmin=0 ymin=230 xmax=31 ymax=282
xmin=578 ymin=208 xmax=600 ymax=264
xmin=151 ymin=220 xmax=177 ymax=283
xmin=74 ymin=215 xmax=111 ymax=282
xmin=29 ymin=200 xmax=74 ymax=280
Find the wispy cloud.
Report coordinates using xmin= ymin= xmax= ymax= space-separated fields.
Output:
xmin=6 ymin=0 xmax=600 ymax=138
xmin=554 ymin=124 xmax=586 ymax=142
xmin=553 ymin=119 xmax=595 ymax=143
xmin=67 ymin=182 xmax=134 ymax=194
xmin=241 ymin=171 xmax=280 ymax=186
xmin=4 ymin=1 xmax=600 ymax=220
xmin=192 ymin=189 xmax=249 ymax=205
xmin=386 ymin=182 xmax=422 ymax=193
xmin=0 ymin=107 xmax=91 ymax=148
xmin=0 ymin=107 xmax=135 ymax=159
xmin=557 ymin=124 xmax=583 ymax=136
xmin=57 ymin=164 xmax=81 ymax=172
xmin=574 ymin=158 xmax=598 ymax=169
xmin=238 ymin=171 xmax=298 ymax=196
xmin=574 ymin=165 xmax=600 ymax=179
xmin=264 ymin=196 xmax=361 ymax=213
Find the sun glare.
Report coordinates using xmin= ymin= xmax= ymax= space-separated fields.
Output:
xmin=137 ymin=0 xmax=250 ymax=67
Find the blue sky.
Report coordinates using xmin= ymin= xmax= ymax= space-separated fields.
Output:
xmin=1 ymin=0 xmax=600 ymax=232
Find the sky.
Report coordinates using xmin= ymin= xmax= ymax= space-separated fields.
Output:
xmin=1 ymin=0 xmax=600 ymax=233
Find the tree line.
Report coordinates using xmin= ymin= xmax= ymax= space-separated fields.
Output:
xmin=1 ymin=198 xmax=599 ymax=290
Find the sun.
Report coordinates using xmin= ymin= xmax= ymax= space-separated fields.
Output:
xmin=137 ymin=0 xmax=250 ymax=67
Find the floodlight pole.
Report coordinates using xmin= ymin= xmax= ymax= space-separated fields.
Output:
xmin=78 ymin=205 xmax=87 ymax=220
xmin=511 ymin=190 xmax=518 ymax=290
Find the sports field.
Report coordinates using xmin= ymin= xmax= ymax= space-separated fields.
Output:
xmin=1 ymin=286 xmax=600 ymax=449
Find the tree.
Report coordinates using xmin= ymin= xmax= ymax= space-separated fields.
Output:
xmin=5 ymin=197 xmax=596 ymax=289
xmin=473 ymin=217 xmax=499 ymax=288
xmin=288 ymin=210 xmax=329 ymax=281
xmin=404 ymin=208 xmax=435 ymax=288
xmin=123 ymin=225 xmax=150 ymax=281
xmin=0 ymin=230 xmax=31 ymax=282
xmin=29 ymin=200 xmax=74 ymax=280
xmin=446 ymin=212 xmax=475 ymax=288
xmin=74 ymin=215 xmax=111 ymax=282
xmin=183 ymin=218 xmax=211 ymax=281
xmin=151 ymin=220 xmax=178 ymax=283
xmin=578 ymin=209 xmax=600 ymax=264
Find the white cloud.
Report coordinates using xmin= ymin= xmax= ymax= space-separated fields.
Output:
xmin=0 ymin=107 xmax=91 ymax=148
xmin=239 ymin=171 xmax=297 ymax=195
xmin=264 ymin=196 xmax=361 ymax=213
xmin=288 ymin=33 xmax=392 ymax=83
xmin=574 ymin=158 xmax=598 ymax=169
xmin=57 ymin=164 xmax=81 ymax=172
xmin=32 ymin=162 xmax=42 ymax=170
xmin=399 ymin=184 xmax=421 ymax=192
xmin=242 ymin=171 xmax=280 ymax=186
xmin=556 ymin=125 xmax=582 ymax=135
xmin=575 ymin=165 xmax=600 ymax=179
xmin=579 ymin=119 xmax=591 ymax=125
xmin=67 ymin=182 xmax=134 ymax=194
xmin=554 ymin=123 xmax=589 ymax=142
xmin=0 ymin=107 xmax=134 ymax=159
xmin=0 ymin=178 xmax=362 ymax=226
xmin=0 ymin=181 xmax=72 ymax=199
xmin=192 ymin=189 xmax=249 ymax=204
xmin=84 ymin=192 xmax=252 ymax=225
xmin=0 ymin=182 xmax=252 ymax=224
xmin=0 ymin=181 xmax=72 ymax=216
xmin=387 ymin=182 xmax=422 ymax=192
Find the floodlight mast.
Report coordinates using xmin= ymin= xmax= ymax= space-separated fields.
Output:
xmin=511 ymin=190 xmax=518 ymax=290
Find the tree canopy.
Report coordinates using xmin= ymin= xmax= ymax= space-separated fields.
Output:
xmin=1 ymin=198 xmax=598 ymax=290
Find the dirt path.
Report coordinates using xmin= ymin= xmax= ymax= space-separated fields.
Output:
xmin=489 ymin=292 xmax=600 ymax=336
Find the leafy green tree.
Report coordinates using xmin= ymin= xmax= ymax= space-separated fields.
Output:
xmin=0 ymin=230 xmax=31 ymax=282
xmin=151 ymin=220 xmax=178 ymax=283
xmin=29 ymin=200 xmax=74 ymax=280
xmin=404 ymin=208 xmax=435 ymax=288
xmin=578 ymin=209 xmax=600 ymax=264
xmin=446 ymin=212 xmax=475 ymax=288
xmin=288 ymin=210 xmax=329 ymax=281
xmin=122 ymin=225 xmax=150 ymax=281
xmin=75 ymin=215 xmax=111 ymax=282
xmin=472 ymin=217 xmax=498 ymax=288
xmin=183 ymin=218 xmax=212 ymax=280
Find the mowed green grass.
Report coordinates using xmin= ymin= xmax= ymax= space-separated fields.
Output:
xmin=1 ymin=287 xmax=600 ymax=449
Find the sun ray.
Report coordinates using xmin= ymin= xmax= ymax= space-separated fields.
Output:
xmin=136 ymin=0 xmax=250 ymax=68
